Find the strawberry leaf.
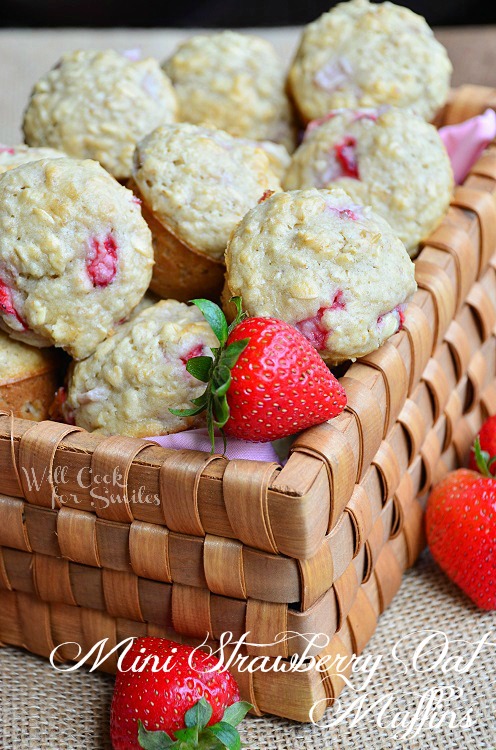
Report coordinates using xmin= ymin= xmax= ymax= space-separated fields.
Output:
xmin=208 ymin=722 xmax=242 ymax=750
xmin=221 ymin=702 xmax=252 ymax=727
xmin=213 ymin=394 xmax=230 ymax=429
xmin=169 ymin=297 xmax=250 ymax=454
xmin=138 ymin=701 xmax=253 ymax=750
xmin=192 ymin=392 xmax=209 ymax=407
xmin=186 ymin=356 xmax=214 ymax=383
xmin=138 ymin=721 xmax=174 ymax=749
xmin=220 ymin=340 xmax=249 ymax=369
xmin=227 ymin=297 xmax=247 ymax=334
xmin=212 ymin=365 xmax=231 ymax=398
xmin=184 ymin=698 xmax=212 ymax=731
xmin=169 ymin=404 xmax=206 ymax=417
xmin=191 ymin=299 xmax=228 ymax=346
xmin=172 ymin=727 xmax=200 ymax=744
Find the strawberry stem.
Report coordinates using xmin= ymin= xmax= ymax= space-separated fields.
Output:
xmin=169 ymin=298 xmax=249 ymax=453
xmin=473 ymin=436 xmax=493 ymax=478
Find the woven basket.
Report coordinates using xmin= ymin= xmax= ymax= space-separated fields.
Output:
xmin=0 ymin=85 xmax=496 ymax=723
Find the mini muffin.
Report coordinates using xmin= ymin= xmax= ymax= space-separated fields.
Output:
xmin=163 ymin=32 xmax=296 ymax=151
xmin=0 ymin=144 xmax=65 ymax=173
xmin=224 ymin=188 xmax=417 ymax=365
xmin=0 ymin=158 xmax=153 ymax=359
xmin=64 ymin=300 xmax=219 ymax=437
xmin=288 ymin=0 xmax=452 ymax=124
xmin=23 ymin=49 xmax=178 ymax=180
xmin=0 ymin=332 xmax=62 ymax=421
xmin=284 ymin=107 xmax=453 ymax=255
xmin=131 ymin=123 xmax=281 ymax=301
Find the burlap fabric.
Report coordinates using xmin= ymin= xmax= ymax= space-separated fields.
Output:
xmin=1 ymin=551 xmax=494 ymax=749
xmin=0 ymin=26 xmax=495 ymax=750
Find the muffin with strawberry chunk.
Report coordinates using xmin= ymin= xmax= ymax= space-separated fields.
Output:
xmin=284 ymin=107 xmax=453 ymax=255
xmin=224 ymin=188 xmax=416 ymax=365
xmin=23 ymin=49 xmax=178 ymax=180
xmin=0 ymin=158 xmax=153 ymax=359
xmin=288 ymin=0 xmax=451 ymax=124
xmin=131 ymin=123 xmax=281 ymax=301
xmin=163 ymin=31 xmax=296 ymax=151
xmin=0 ymin=144 xmax=65 ymax=174
xmin=64 ymin=300 xmax=219 ymax=437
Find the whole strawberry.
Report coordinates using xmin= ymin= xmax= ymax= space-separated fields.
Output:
xmin=110 ymin=637 xmax=249 ymax=750
xmin=468 ymin=415 xmax=496 ymax=475
xmin=171 ymin=297 xmax=346 ymax=446
xmin=426 ymin=440 xmax=496 ymax=610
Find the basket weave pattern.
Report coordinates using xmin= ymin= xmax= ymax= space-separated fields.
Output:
xmin=0 ymin=86 xmax=495 ymax=722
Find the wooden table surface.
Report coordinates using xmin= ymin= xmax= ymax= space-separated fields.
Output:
xmin=0 ymin=26 xmax=495 ymax=144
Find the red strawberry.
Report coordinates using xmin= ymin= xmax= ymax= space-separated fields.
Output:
xmin=171 ymin=297 xmax=346 ymax=445
xmin=426 ymin=441 xmax=496 ymax=610
xmin=110 ymin=636 xmax=248 ymax=750
xmin=468 ymin=415 xmax=496 ymax=475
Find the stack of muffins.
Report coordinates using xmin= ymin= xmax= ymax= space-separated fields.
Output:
xmin=0 ymin=0 xmax=454 ymax=438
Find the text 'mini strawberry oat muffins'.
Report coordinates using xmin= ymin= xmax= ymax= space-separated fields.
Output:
xmin=284 ymin=107 xmax=453 ymax=255
xmin=163 ymin=31 xmax=296 ymax=151
xmin=0 ymin=144 xmax=65 ymax=174
xmin=131 ymin=123 xmax=281 ymax=302
xmin=288 ymin=0 xmax=452 ymax=124
xmin=64 ymin=300 xmax=219 ymax=437
xmin=0 ymin=158 xmax=153 ymax=360
xmin=23 ymin=49 xmax=178 ymax=180
xmin=225 ymin=188 xmax=417 ymax=366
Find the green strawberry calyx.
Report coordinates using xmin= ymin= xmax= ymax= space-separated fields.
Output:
xmin=137 ymin=698 xmax=252 ymax=750
xmin=473 ymin=436 xmax=496 ymax=478
xmin=169 ymin=298 xmax=249 ymax=453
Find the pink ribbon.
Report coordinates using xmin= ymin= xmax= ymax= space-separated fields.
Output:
xmin=148 ymin=428 xmax=280 ymax=461
xmin=439 ymin=108 xmax=496 ymax=184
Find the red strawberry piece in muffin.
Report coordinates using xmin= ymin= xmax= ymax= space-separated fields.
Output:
xmin=377 ymin=304 xmax=406 ymax=331
xmin=294 ymin=307 xmax=329 ymax=350
xmin=0 ymin=279 xmax=27 ymax=331
xmin=294 ymin=291 xmax=347 ymax=351
xmin=86 ymin=235 xmax=118 ymax=288
xmin=334 ymin=136 xmax=359 ymax=179
xmin=181 ymin=343 xmax=204 ymax=366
